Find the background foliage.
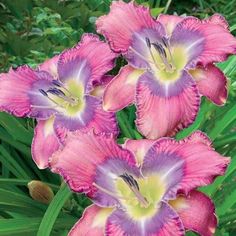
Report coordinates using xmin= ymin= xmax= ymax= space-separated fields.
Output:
xmin=0 ymin=0 xmax=236 ymax=235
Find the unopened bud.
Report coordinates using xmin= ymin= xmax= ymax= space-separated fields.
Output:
xmin=28 ymin=180 xmax=54 ymax=204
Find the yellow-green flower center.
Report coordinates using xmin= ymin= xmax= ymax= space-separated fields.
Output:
xmin=115 ymin=174 xmax=166 ymax=220
xmin=48 ymin=79 xmax=85 ymax=116
xmin=149 ymin=44 xmax=188 ymax=83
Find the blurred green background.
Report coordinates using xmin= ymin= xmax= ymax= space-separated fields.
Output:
xmin=0 ymin=0 xmax=236 ymax=235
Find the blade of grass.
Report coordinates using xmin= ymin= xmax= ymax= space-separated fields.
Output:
xmin=208 ymin=104 xmax=236 ymax=141
xmin=37 ymin=184 xmax=72 ymax=236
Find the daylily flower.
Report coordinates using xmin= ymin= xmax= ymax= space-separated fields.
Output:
xmin=96 ymin=1 xmax=236 ymax=139
xmin=50 ymin=130 xmax=229 ymax=235
xmin=0 ymin=33 xmax=118 ymax=169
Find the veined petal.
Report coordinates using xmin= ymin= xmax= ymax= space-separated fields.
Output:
xmin=171 ymin=16 xmax=236 ymax=67
xmin=105 ymin=202 xmax=184 ymax=236
xmin=58 ymin=33 xmax=117 ymax=92
xmin=158 ymin=14 xmax=184 ymax=36
xmin=123 ymin=139 xmax=156 ymax=166
xmin=204 ymin=13 xmax=229 ymax=30
xmin=32 ymin=117 xmax=62 ymax=169
xmin=54 ymin=95 xmax=118 ymax=135
xmin=38 ymin=55 xmax=59 ymax=78
xmin=136 ymin=71 xmax=200 ymax=139
xmin=50 ymin=131 xmax=138 ymax=207
xmin=0 ymin=65 xmax=53 ymax=117
xmin=170 ymin=190 xmax=217 ymax=236
xmin=190 ymin=64 xmax=228 ymax=105
xmin=90 ymin=75 xmax=113 ymax=98
xmin=103 ymin=65 xmax=144 ymax=112
xmin=69 ymin=204 xmax=113 ymax=236
xmin=96 ymin=1 xmax=161 ymax=53
xmin=142 ymin=131 xmax=230 ymax=195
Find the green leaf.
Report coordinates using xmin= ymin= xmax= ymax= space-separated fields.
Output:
xmin=0 ymin=216 xmax=76 ymax=236
xmin=0 ymin=112 xmax=33 ymax=145
xmin=37 ymin=184 xmax=72 ymax=236
xmin=208 ymin=104 xmax=236 ymax=141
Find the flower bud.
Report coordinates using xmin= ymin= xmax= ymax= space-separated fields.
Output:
xmin=28 ymin=180 xmax=54 ymax=204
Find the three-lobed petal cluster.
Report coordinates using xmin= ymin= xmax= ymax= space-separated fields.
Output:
xmin=50 ymin=131 xmax=229 ymax=236
xmin=97 ymin=1 xmax=236 ymax=139
xmin=0 ymin=1 xmax=235 ymax=235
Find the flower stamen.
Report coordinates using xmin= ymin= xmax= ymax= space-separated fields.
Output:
xmin=145 ymin=37 xmax=160 ymax=70
xmin=120 ymin=173 xmax=149 ymax=208
xmin=39 ymin=89 xmax=64 ymax=108
xmin=152 ymin=43 xmax=173 ymax=72
xmin=92 ymin=182 xmax=134 ymax=201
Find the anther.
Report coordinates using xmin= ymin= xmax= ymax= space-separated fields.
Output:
xmin=120 ymin=173 xmax=149 ymax=208
xmin=39 ymin=89 xmax=48 ymax=97
xmin=145 ymin=37 xmax=151 ymax=48
xmin=52 ymin=80 xmax=63 ymax=87
xmin=47 ymin=88 xmax=66 ymax=97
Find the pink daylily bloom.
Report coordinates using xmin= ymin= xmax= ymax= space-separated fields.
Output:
xmin=0 ymin=33 xmax=118 ymax=169
xmin=97 ymin=1 xmax=236 ymax=139
xmin=50 ymin=130 xmax=229 ymax=235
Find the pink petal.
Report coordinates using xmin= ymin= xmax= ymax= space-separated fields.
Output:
xmin=158 ymin=14 xmax=184 ymax=36
xmin=172 ymin=16 xmax=236 ymax=66
xmin=84 ymin=99 xmax=119 ymax=136
xmin=0 ymin=66 xmax=44 ymax=117
xmin=136 ymin=71 xmax=200 ymax=139
xmin=146 ymin=131 xmax=230 ymax=193
xmin=58 ymin=33 xmax=117 ymax=91
xmin=103 ymin=65 xmax=143 ymax=112
xmin=32 ymin=118 xmax=62 ymax=169
xmin=123 ymin=139 xmax=155 ymax=165
xmin=190 ymin=64 xmax=228 ymax=105
xmin=170 ymin=190 xmax=217 ymax=236
xmin=50 ymin=131 xmax=136 ymax=195
xmin=90 ymin=75 xmax=113 ymax=98
xmin=96 ymin=1 xmax=157 ymax=52
xmin=204 ymin=13 xmax=229 ymax=29
xmin=38 ymin=55 xmax=59 ymax=78
xmin=69 ymin=204 xmax=112 ymax=236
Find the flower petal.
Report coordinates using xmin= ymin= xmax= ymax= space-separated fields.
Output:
xmin=158 ymin=14 xmax=184 ymax=36
xmin=58 ymin=33 xmax=116 ymax=92
xmin=204 ymin=13 xmax=229 ymax=29
xmin=96 ymin=1 xmax=159 ymax=53
xmin=0 ymin=66 xmax=53 ymax=117
xmin=190 ymin=64 xmax=228 ymax=105
xmin=54 ymin=95 xmax=118 ymax=135
xmin=50 ymin=131 xmax=138 ymax=207
xmin=38 ymin=55 xmax=59 ymax=78
xmin=32 ymin=117 xmax=62 ymax=169
xmin=105 ymin=202 xmax=184 ymax=236
xmin=171 ymin=16 xmax=236 ymax=66
xmin=103 ymin=65 xmax=144 ymax=112
xmin=142 ymin=131 xmax=230 ymax=195
xmin=90 ymin=75 xmax=113 ymax=98
xmin=69 ymin=204 xmax=113 ymax=236
xmin=123 ymin=139 xmax=156 ymax=166
xmin=170 ymin=190 xmax=217 ymax=236
xmin=136 ymin=71 xmax=200 ymax=139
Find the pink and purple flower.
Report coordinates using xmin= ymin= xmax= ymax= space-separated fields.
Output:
xmin=50 ymin=130 xmax=229 ymax=235
xmin=0 ymin=34 xmax=118 ymax=169
xmin=97 ymin=1 xmax=236 ymax=139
